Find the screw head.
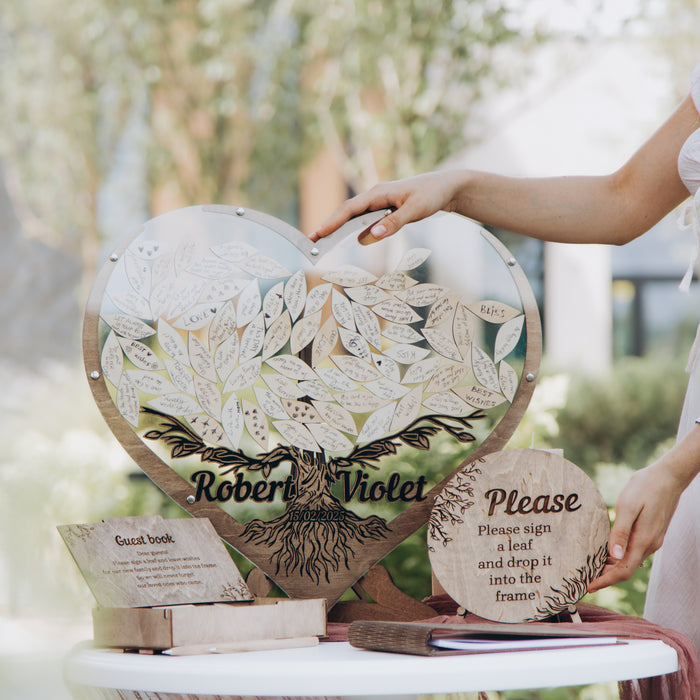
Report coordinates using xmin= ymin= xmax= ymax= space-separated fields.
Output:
xmin=507 ymin=257 xmax=517 ymax=266
xmin=109 ymin=253 xmax=119 ymax=262
xmin=526 ymin=373 xmax=536 ymax=382
xmin=310 ymin=247 xmax=319 ymax=256
xmin=235 ymin=207 xmax=245 ymax=216
xmin=89 ymin=371 xmax=100 ymax=380
xmin=186 ymin=495 xmax=195 ymax=505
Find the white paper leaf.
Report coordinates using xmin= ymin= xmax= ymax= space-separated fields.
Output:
xmin=117 ymin=374 xmax=140 ymax=427
xmin=167 ymin=280 xmax=206 ymax=319
xmin=238 ymin=312 xmax=266 ymax=363
xmin=356 ymin=403 xmax=396 ymax=443
xmin=157 ymin=320 xmax=189 ymax=365
xmin=352 ymin=303 xmax=382 ymax=349
xmin=265 ymin=354 xmax=317 ymax=381
xmin=425 ymin=364 xmax=468 ymax=394
xmin=401 ymin=356 xmax=441 ymax=384
xmin=126 ymin=370 xmax=176 ymax=395
xmin=422 ymin=392 xmax=470 ymax=417
xmin=290 ymin=310 xmax=322 ymax=355
xmin=372 ymin=353 xmax=401 ymax=383
xmin=263 ymin=282 xmax=285 ymax=327
xmin=304 ymin=283 xmax=332 ymax=316
xmin=395 ymin=283 xmax=446 ymax=307
xmin=109 ymin=289 xmax=153 ymax=320
xmin=186 ymin=414 xmax=232 ymax=449
xmin=209 ymin=301 xmax=237 ymax=350
xmin=494 ymin=315 xmax=525 ymax=363
xmin=189 ymin=334 xmax=217 ymax=382
xmin=499 ymin=361 xmax=518 ymax=403
xmin=174 ymin=240 xmax=197 ymax=274
xmin=238 ymin=254 xmax=291 ymax=279
xmin=425 ymin=295 xmax=457 ymax=328
xmin=211 ymin=240 xmax=257 ymax=263
xmin=453 ymin=304 xmax=476 ymax=357
xmin=375 ymin=271 xmax=419 ymax=291
xmin=365 ymin=378 xmax=410 ymax=401
xmin=164 ymin=358 xmax=195 ymax=394
xmin=223 ymin=357 xmax=262 ymax=393
xmin=345 ymin=285 xmax=390 ymax=305
xmin=314 ymin=367 xmax=358 ymax=392
xmin=383 ymin=344 xmax=431 ymax=364
xmin=372 ymin=299 xmax=422 ymax=324
xmin=284 ymin=270 xmax=307 ymax=322
xmin=273 ymin=420 xmax=319 ymax=452
xmin=421 ymin=328 xmax=462 ymax=361
xmin=335 ymin=391 xmax=389 ymax=413
xmin=262 ymin=373 xmax=305 ymax=399
xmin=149 ymin=278 xmax=172 ymax=319
xmin=243 ymin=399 xmax=269 ymax=450
xmin=322 ymin=265 xmax=377 ymax=287
xmin=254 ymin=387 xmax=288 ymax=419
xmin=381 ymin=324 xmax=422 ymax=344
xmin=262 ymin=310 xmax=292 ymax=361
xmin=472 ymin=345 xmax=500 ymax=392
xmin=129 ymin=239 xmax=166 ymax=261
xmin=307 ymin=423 xmax=354 ymax=452
xmin=396 ymin=248 xmax=431 ymax=271
xmin=186 ymin=256 xmax=236 ymax=280
xmin=453 ymin=384 xmax=506 ymax=410
xmin=311 ymin=317 xmax=339 ymax=368
xmin=193 ymin=375 xmax=222 ymax=420
xmin=281 ymin=399 xmax=323 ymax=424
xmin=390 ymin=386 xmax=423 ymax=432
xmin=118 ymin=337 xmax=164 ymax=371
xmin=338 ymin=328 xmax=372 ymax=361
xmin=222 ymin=395 xmax=245 ymax=448
xmin=148 ymin=392 xmax=202 ymax=416
xmin=297 ymin=380 xmax=333 ymax=402
xmin=214 ymin=332 xmax=239 ymax=382
xmin=172 ymin=303 xmax=220 ymax=331
xmin=124 ymin=252 xmax=152 ymax=297
xmin=312 ymin=401 xmax=358 ymax=435
xmin=467 ymin=300 xmax=521 ymax=324
xmin=102 ymin=314 xmax=156 ymax=340
xmin=331 ymin=355 xmax=381 ymax=382
xmin=331 ymin=289 xmax=355 ymax=330
xmin=237 ymin=281 xmax=262 ymax=327
xmin=101 ymin=331 xmax=124 ymax=386
xmin=199 ymin=278 xmax=248 ymax=305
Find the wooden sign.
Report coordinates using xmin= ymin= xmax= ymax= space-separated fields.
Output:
xmin=428 ymin=449 xmax=610 ymax=622
xmin=82 ymin=206 xmax=542 ymax=603
xmin=58 ymin=515 xmax=252 ymax=607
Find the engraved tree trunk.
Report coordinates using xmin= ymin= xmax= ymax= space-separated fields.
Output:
xmin=242 ymin=447 xmax=389 ymax=583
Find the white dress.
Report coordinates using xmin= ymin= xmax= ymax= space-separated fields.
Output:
xmin=643 ymin=62 xmax=700 ymax=658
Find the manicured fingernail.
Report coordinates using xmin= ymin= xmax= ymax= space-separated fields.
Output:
xmin=370 ymin=224 xmax=387 ymax=238
xmin=612 ymin=544 xmax=624 ymax=559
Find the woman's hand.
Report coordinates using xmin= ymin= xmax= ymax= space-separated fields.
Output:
xmin=588 ymin=460 xmax=687 ymax=592
xmin=309 ymin=171 xmax=465 ymax=244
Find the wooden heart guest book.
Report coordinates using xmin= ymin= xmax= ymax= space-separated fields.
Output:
xmin=82 ymin=205 xmax=542 ymax=604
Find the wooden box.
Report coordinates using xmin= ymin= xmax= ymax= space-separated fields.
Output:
xmin=93 ymin=597 xmax=327 ymax=651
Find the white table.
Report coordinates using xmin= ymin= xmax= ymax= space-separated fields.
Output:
xmin=64 ymin=638 xmax=679 ymax=698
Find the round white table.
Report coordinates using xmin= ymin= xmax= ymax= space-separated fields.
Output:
xmin=64 ymin=638 xmax=679 ymax=698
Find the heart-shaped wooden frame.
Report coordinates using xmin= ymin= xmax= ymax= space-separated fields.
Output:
xmin=83 ymin=205 xmax=541 ymax=605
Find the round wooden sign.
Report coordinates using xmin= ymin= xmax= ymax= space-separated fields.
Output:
xmin=428 ymin=449 xmax=609 ymax=622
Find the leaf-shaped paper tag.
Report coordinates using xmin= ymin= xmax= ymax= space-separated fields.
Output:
xmin=126 ymin=370 xmax=176 ymax=395
xmin=242 ymin=399 xmax=269 ymax=450
xmin=372 ymin=353 xmax=401 ymax=383
xmin=223 ymin=357 xmax=262 ymax=392
xmin=238 ymin=253 xmax=291 ymax=279
xmin=304 ymin=283 xmax=332 ymax=316
xmin=273 ymin=420 xmax=319 ymax=452
xmin=222 ymin=394 xmax=245 ymax=448
xmin=494 ymin=315 xmax=525 ymax=363
xmin=425 ymin=364 xmax=467 ymax=394
xmin=331 ymin=289 xmax=355 ymax=330
xmin=238 ymin=312 xmax=266 ymax=363
xmin=237 ymin=281 xmax=262 ymax=328
xmin=307 ymin=423 xmax=353 ymax=452
xmin=310 ymin=317 xmax=339 ymax=368
xmin=401 ymin=356 xmax=441 ymax=384
xmin=194 ymin=375 xmax=222 ymax=420
xmin=338 ymin=328 xmax=372 ymax=361
xmin=189 ymin=334 xmax=217 ymax=382
xmin=314 ymin=367 xmax=358 ymax=392
xmin=262 ymin=282 xmax=285 ymax=327
xmin=117 ymin=374 xmax=140 ymax=427
xmin=102 ymin=314 xmax=156 ymax=340
xmin=345 ymin=285 xmax=390 ymax=305
xmin=322 ymin=265 xmax=377 ymax=287
xmin=383 ymin=344 xmax=431 ymax=365
xmin=352 ymin=303 xmax=382 ymax=350
xmin=499 ymin=361 xmax=518 ymax=403
xmin=265 ymin=354 xmax=317 ymax=381
xmin=331 ymin=355 xmax=381 ymax=382
xmin=357 ymin=403 xmax=396 ymax=443
xmin=453 ymin=384 xmax=506 ymax=410
xmin=390 ymin=385 xmax=423 ymax=432
xmin=208 ymin=301 xmax=237 ymax=350
xmin=148 ymin=392 xmax=202 ymax=417
xmin=101 ymin=331 xmax=124 ymax=387
xmin=312 ymin=401 xmax=358 ymax=435
xmin=118 ymin=337 xmax=164 ymax=371
xmin=396 ymin=247 xmax=431 ymax=271
xmin=395 ymin=283 xmax=446 ymax=307
xmin=262 ymin=310 xmax=292 ymax=361
xmin=290 ymin=310 xmax=322 ymax=355
xmin=472 ymin=345 xmax=500 ymax=392
xmin=372 ymin=298 xmax=422 ymax=324
xmin=467 ymin=300 xmax=521 ymax=324
xmin=422 ymin=392 xmax=470 ymax=417
xmin=254 ymin=387 xmax=288 ymax=420
xmin=283 ymin=270 xmax=306 ymax=322
xmin=214 ymin=332 xmax=240 ymax=382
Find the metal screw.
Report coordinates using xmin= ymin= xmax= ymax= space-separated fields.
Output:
xmin=526 ymin=373 xmax=535 ymax=382
xmin=507 ymin=257 xmax=516 ymax=266
xmin=310 ymin=247 xmax=319 ymax=256
xmin=109 ymin=253 xmax=119 ymax=262
xmin=89 ymin=371 xmax=100 ymax=380
xmin=186 ymin=495 xmax=195 ymax=504
xmin=235 ymin=207 xmax=245 ymax=216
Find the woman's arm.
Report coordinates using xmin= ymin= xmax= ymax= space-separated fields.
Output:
xmin=311 ymin=95 xmax=700 ymax=246
xmin=588 ymin=423 xmax=700 ymax=591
